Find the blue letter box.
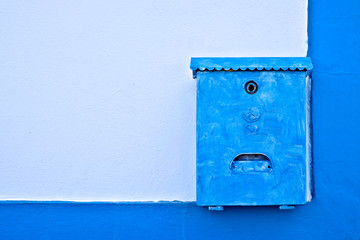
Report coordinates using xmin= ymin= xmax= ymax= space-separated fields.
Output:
xmin=191 ymin=57 xmax=313 ymax=208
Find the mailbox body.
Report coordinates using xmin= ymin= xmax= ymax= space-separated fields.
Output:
xmin=192 ymin=58 xmax=313 ymax=207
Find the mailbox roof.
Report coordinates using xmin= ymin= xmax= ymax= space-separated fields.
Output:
xmin=190 ymin=57 xmax=313 ymax=71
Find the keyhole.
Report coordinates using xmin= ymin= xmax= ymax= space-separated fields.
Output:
xmin=248 ymin=84 xmax=255 ymax=92
xmin=245 ymin=81 xmax=258 ymax=94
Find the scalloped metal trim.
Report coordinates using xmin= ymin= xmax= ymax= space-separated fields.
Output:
xmin=190 ymin=57 xmax=313 ymax=73
xmin=194 ymin=67 xmax=309 ymax=71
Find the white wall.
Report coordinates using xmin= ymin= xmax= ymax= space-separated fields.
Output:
xmin=0 ymin=0 xmax=308 ymax=201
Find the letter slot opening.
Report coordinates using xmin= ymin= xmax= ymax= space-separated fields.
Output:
xmin=230 ymin=154 xmax=272 ymax=173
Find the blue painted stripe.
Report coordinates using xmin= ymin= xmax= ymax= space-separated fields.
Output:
xmin=0 ymin=201 xmax=350 ymax=239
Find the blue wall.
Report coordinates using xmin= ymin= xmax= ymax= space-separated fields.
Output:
xmin=1 ymin=0 xmax=360 ymax=239
xmin=0 ymin=201 xmax=351 ymax=239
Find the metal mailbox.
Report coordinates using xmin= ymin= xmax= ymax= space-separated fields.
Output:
xmin=191 ymin=57 xmax=313 ymax=209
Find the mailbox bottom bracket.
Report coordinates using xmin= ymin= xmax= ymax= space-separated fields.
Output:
xmin=207 ymin=205 xmax=296 ymax=211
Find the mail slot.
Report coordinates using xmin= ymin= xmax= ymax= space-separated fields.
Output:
xmin=191 ymin=57 xmax=313 ymax=209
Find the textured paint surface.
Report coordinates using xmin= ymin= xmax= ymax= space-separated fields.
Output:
xmin=195 ymin=60 xmax=311 ymax=206
xmin=0 ymin=0 xmax=308 ymax=201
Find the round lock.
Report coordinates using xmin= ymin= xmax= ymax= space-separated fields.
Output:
xmin=245 ymin=81 xmax=258 ymax=94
